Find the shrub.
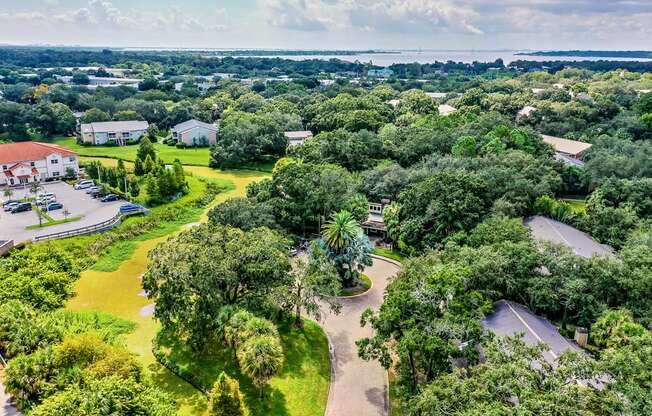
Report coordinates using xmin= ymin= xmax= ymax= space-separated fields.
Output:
xmin=176 ymin=142 xmax=187 ymax=149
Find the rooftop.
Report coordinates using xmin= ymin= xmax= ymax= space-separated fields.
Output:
xmin=483 ymin=299 xmax=581 ymax=365
xmin=0 ymin=142 xmax=77 ymax=165
xmin=173 ymin=119 xmax=218 ymax=132
xmin=81 ymin=120 xmax=149 ymax=134
xmin=525 ymin=215 xmax=613 ymax=258
xmin=438 ymin=104 xmax=457 ymax=116
xmin=541 ymin=135 xmax=592 ymax=156
xmin=284 ymin=131 xmax=313 ymax=139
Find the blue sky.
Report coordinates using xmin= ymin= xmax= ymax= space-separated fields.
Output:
xmin=1 ymin=0 xmax=651 ymax=50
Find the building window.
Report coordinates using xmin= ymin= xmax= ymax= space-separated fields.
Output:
xmin=122 ymin=132 xmax=131 ymax=138
xmin=30 ymin=161 xmax=35 ymax=167
xmin=52 ymin=171 xmax=60 ymax=177
xmin=51 ymin=159 xmax=59 ymax=164
xmin=1 ymin=165 xmax=6 ymax=171
xmin=108 ymin=132 xmax=116 ymax=139
xmin=69 ymin=157 xmax=76 ymax=162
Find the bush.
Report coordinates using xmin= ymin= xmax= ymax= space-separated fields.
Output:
xmin=176 ymin=142 xmax=187 ymax=149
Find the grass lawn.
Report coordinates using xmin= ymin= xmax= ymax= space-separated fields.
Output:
xmin=561 ymin=198 xmax=587 ymax=214
xmin=53 ymin=137 xmax=275 ymax=172
xmin=25 ymin=215 xmax=82 ymax=230
xmin=156 ymin=320 xmax=330 ymax=416
xmin=339 ymin=273 xmax=372 ymax=297
xmin=373 ymin=247 xmax=406 ymax=263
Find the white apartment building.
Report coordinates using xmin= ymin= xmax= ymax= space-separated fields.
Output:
xmin=0 ymin=142 xmax=79 ymax=186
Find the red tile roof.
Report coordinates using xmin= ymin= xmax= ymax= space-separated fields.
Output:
xmin=0 ymin=142 xmax=77 ymax=165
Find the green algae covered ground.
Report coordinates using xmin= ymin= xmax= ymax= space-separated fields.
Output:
xmin=65 ymin=162 xmax=330 ymax=416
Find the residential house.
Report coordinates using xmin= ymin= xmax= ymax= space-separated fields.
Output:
xmin=367 ymin=68 xmax=394 ymax=78
xmin=542 ymin=135 xmax=592 ymax=166
xmin=80 ymin=120 xmax=149 ymax=145
xmin=386 ymin=99 xmax=401 ymax=107
xmin=284 ymin=131 xmax=313 ymax=146
xmin=172 ymin=119 xmax=218 ymax=146
xmin=483 ymin=300 xmax=582 ymax=365
xmin=438 ymin=104 xmax=457 ymax=116
xmin=517 ymin=105 xmax=538 ymax=121
xmin=0 ymin=142 xmax=78 ymax=186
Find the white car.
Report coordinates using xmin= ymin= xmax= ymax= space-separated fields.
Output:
xmin=3 ymin=202 xmax=19 ymax=212
xmin=37 ymin=192 xmax=55 ymax=199
xmin=74 ymin=180 xmax=94 ymax=190
xmin=36 ymin=196 xmax=56 ymax=206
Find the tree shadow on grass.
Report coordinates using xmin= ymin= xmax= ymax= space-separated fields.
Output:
xmin=156 ymin=329 xmax=290 ymax=416
xmin=148 ymin=361 xmax=208 ymax=415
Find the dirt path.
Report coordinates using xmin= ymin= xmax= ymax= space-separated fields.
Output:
xmin=322 ymin=256 xmax=400 ymax=416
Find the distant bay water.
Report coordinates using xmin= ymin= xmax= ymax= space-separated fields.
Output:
xmin=259 ymin=50 xmax=652 ymax=66
xmin=122 ymin=48 xmax=652 ymax=66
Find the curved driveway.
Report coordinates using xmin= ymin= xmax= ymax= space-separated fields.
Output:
xmin=322 ymin=256 xmax=400 ymax=416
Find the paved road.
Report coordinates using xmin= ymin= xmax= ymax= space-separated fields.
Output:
xmin=1 ymin=371 xmax=19 ymax=416
xmin=525 ymin=215 xmax=613 ymax=258
xmin=0 ymin=182 xmax=122 ymax=245
xmin=321 ymin=256 xmax=400 ymax=416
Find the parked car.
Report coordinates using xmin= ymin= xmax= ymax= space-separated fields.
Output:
xmin=11 ymin=202 xmax=32 ymax=213
xmin=74 ymin=180 xmax=94 ymax=190
xmin=3 ymin=202 xmax=20 ymax=212
xmin=101 ymin=194 xmax=120 ymax=202
xmin=36 ymin=196 xmax=56 ymax=206
xmin=2 ymin=200 xmax=19 ymax=207
xmin=119 ymin=203 xmax=144 ymax=215
xmin=37 ymin=192 xmax=55 ymax=199
xmin=86 ymin=186 xmax=101 ymax=194
xmin=46 ymin=202 xmax=63 ymax=211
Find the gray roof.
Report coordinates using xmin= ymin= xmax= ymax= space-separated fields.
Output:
xmin=81 ymin=120 xmax=148 ymax=134
xmin=284 ymin=131 xmax=313 ymax=139
xmin=173 ymin=119 xmax=218 ymax=133
xmin=483 ymin=300 xmax=582 ymax=364
xmin=525 ymin=215 xmax=613 ymax=258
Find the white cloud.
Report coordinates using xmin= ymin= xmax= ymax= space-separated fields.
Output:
xmin=261 ymin=0 xmax=483 ymax=34
xmin=0 ymin=1 xmax=229 ymax=35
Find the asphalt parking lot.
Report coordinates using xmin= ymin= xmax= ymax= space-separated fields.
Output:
xmin=0 ymin=181 xmax=124 ymax=244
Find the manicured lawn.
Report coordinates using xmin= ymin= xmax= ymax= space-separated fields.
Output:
xmin=53 ymin=137 xmax=275 ymax=172
xmin=561 ymin=198 xmax=587 ymax=214
xmin=53 ymin=136 xmax=211 ymax=166
xmin=156 ymin=319 xmax=331 ymax=416
xmin=25 ymin=215 xmax=82 ymax=230
xmin=373 ymin=247 xmax=406 ymax=262
xmin=339 ymin=273 xmax=372 ymax=297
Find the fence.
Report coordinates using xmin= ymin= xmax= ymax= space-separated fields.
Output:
xmin=32 ymin=207 xmax=147 ymax=242
xmin=0 ymin=240 xmax=14 ymax=256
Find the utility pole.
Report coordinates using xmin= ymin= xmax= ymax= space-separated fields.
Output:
xmin=124 ymin=176 xmax=129 ymax=201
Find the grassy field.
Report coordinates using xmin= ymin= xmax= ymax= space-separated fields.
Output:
xmin=373 ymin=247 xmax=406 ymax=262
xmin=561 ymin=198 xmax=588 ymax=214
xmin=25 ymin=215 xmax=82 ymax=230
xmin=157 ymin=320 xmax=331 ymax=416
xmin=65 ymin=167 xmax=282 ymax=415
xmin=53 ymin=136 xmax=212 ymax=166
xmin=53 ymin=137 xmax=275 ymax=172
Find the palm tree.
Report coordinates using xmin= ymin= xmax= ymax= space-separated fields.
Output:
xmin=237 ymin=335 xmax=284 ymax=398
xmin=3 ymin=186 xmax=13 ymax=201
xmin=321 ymin=210 xmax=360 ymax=250
xmin=29 ymin=181 xmax=43 ymax=200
